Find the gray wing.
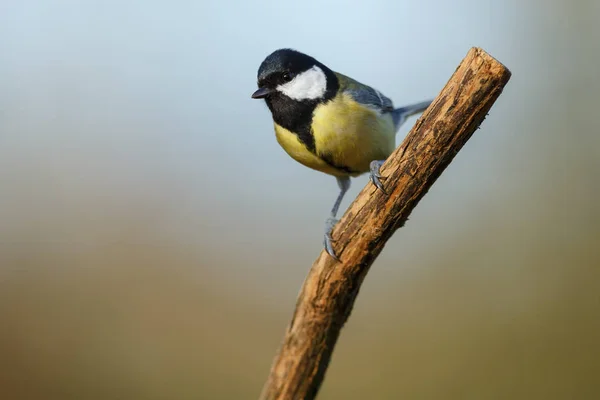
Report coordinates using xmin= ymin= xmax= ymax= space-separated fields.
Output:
xmin=337 ymin=72 xmax=432 ymax=131
xmin=336 ymin=73 xmax=394 ymax=113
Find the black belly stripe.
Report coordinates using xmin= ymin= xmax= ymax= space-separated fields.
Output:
xmin=320 ymin=152 xmax=359 ymax=175
xmin=268 ymin=98 xmax=317 ymax=153
xmin=294 ymin=125 xmax=316 ymax=153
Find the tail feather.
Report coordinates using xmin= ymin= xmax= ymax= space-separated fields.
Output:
xmin=391 ymin=100 xmax=433 ymax=130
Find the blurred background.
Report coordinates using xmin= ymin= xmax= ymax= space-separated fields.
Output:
xmin=1 ymin=0 xmax=599 ymax=399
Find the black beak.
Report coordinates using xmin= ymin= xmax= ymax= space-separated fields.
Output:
xmin=251 ymin=87 xmax=272 ymax=99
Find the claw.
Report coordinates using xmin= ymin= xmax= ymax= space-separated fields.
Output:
xmin=323 ymin=217 xmax=340 ymax=261
xmin=369 ymin=160 xmax=387 ymax=193
xmin=324 ymin=233 xmax=340 ymax=261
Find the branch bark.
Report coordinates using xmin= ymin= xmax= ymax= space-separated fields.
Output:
xmin=259 ymin=47 xmax=512 ymax=400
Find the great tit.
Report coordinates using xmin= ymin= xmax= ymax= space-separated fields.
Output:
xmin=252 ymin=48 xmax=431 ymax=260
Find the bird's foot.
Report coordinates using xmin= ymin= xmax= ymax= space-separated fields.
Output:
xmin=369 ymin=160 xmax=387 ymax=193
xmin=323 ymin=216 xmax=340 ymax=261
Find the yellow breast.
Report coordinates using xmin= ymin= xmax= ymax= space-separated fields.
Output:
xmin=274 ymin=124 xmax=348 ymax=177
xmin=312 ymin=93 xmax=396 ymax=174
xmin=274 ymin=93 xmax=397 ymax=177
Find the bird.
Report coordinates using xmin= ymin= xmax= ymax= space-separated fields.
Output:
xmin=251 ymin=48 xmax=431 ymax=260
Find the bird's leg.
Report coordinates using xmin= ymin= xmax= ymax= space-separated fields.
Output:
xmin=369 ymin=160 xmax=387 ymax=193
xmin=324 ymin=176 xmax=351 ymax=260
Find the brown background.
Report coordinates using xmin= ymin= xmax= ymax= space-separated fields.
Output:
xmin=1 ymin=0 xmax=599 ymax=398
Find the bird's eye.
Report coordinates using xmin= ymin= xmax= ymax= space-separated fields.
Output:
xmin=282 ymin=72 xmax=292 ymax=82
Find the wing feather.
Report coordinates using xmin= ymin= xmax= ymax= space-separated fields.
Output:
xmin=335 ymin=72 xmax=394 ymax=113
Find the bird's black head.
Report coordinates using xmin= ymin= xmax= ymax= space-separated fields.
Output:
xmin=251 ymin=49 xmax=339 ymax=153
xmin=251 ymin=49 xmax=338 ymax=103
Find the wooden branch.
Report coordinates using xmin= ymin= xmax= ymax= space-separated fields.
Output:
xmin=259 ymin=47 xmax=511 ymax=400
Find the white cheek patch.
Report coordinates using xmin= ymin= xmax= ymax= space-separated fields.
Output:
xmin=276 ymin=66 xmax=327 ymax=101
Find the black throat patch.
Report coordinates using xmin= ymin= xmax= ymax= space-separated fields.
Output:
xmin=265 ymin=96 xmax=319 ymax=152
xmin=263 ymin=68 xmax=339 ymax=154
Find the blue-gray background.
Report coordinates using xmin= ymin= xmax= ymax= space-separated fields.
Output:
xmin=1 ymin=0 xmax=599 ymax=398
